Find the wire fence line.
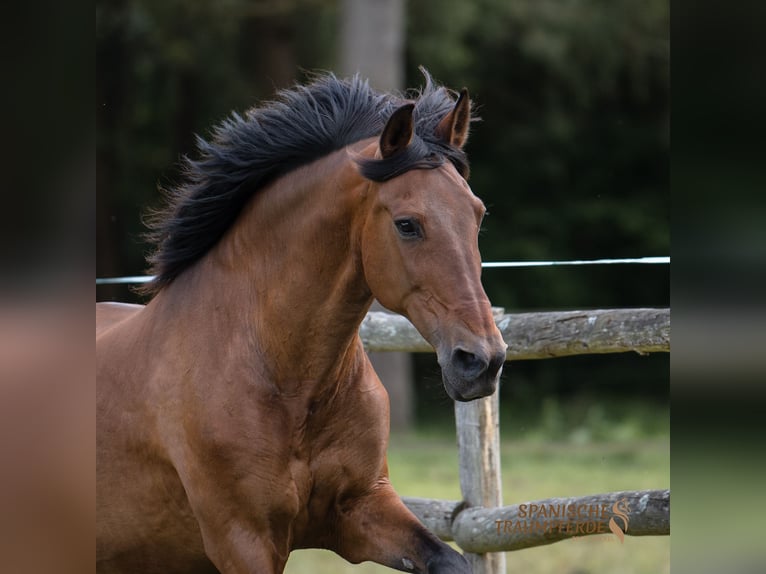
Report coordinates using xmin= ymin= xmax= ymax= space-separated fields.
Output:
xmin=480 ymin=256 xmax=669 ymax=268
xmin=96 ymin=256 xmax=670 ymax=285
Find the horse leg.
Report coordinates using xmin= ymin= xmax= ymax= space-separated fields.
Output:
xmin=190 ymin=513 xmax=290 ymax=574
xmin=169 ymin=463 xmax=292 ymax=574
xmin=334 ymin=481 xmax=470 ymax=574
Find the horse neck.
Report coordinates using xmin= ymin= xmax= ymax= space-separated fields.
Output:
xmin=160 ymin=147 xmax=375 ymax=389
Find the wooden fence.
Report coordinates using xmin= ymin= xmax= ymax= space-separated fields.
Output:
xmin=360 ymin=307 xmax=670 ymax=574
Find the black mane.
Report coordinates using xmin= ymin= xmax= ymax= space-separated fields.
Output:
xmin=142 ymin=70 xmax=472 ymax=295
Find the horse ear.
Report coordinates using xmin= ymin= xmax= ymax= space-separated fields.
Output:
xmin=380 ymin=103 xmax=415 ymax=158
xmin=435 ymin=88 xmax=471 ymax=149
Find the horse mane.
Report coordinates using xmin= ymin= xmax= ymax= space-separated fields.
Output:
xmin=141 ymin=69 xmax=473 ymax=295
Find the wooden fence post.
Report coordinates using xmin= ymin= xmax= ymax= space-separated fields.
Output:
xmin=455 ymin=390 xmax=506 ymax=574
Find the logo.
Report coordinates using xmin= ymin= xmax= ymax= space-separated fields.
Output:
xmin=494 ymin=497 xmax=632 ymax=544
xmin=608 ymin=498 xmax=630 ymax=543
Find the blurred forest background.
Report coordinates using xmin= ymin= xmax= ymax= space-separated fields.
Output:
xmin=96 ymin=0 xmax=668 ymax=438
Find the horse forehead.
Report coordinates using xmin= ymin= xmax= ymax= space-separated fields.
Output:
xmin=388 ymin=165 xmax=479 ymax=208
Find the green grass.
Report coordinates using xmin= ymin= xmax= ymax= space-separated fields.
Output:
xmin=285 ymin=432 xmax=669 ymax=573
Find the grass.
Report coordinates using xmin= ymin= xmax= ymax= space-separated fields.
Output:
xmin=285 ymin=427 xmax=669 ymax=573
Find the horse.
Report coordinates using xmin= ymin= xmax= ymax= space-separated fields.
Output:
xmin=96 ymin=71 xmax=507 ymax=574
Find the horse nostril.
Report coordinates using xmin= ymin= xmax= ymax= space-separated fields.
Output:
xmin=486 ymin=352 xmax=506 ymax=380
xmin=451 ymin=348 xmax=488 ymax=380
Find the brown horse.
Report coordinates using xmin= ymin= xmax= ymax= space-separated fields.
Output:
xmin=97 ymin=72 xmax=507 ymax=574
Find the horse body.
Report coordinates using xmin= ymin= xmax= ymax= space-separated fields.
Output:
xmin=98 ymin=74 xmax=506 ymax=573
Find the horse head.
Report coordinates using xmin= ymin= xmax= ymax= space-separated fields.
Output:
xmin=358 ymin=90 xmax=507 ymax=401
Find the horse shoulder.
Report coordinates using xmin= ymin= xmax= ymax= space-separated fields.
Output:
xmin=308 ymin=357 xmax=391 ymax=487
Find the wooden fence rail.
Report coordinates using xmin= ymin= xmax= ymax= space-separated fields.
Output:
xmin=402 ymin=489 xmax=670 ymax=552
xmin=359 ymin=307 xmax=670 ymax=358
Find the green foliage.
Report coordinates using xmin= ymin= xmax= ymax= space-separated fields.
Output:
xmin=520 ymin=394 xmax=669 ymax=444
xmin=414 ymin=352 xmax=669 ymax=441
xmin=416 ymin=391 xmax=669 ymax=446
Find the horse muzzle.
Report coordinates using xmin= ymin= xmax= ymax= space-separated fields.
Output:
xmin=439 ymin=344 xmax=507 ymax=402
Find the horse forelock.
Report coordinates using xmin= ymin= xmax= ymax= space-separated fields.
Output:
xmin=140 ymin=70 xmax=474 ymax=296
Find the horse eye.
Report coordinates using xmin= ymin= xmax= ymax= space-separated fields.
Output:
xmin=394 ymin=218 xmax=422 ymax=239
